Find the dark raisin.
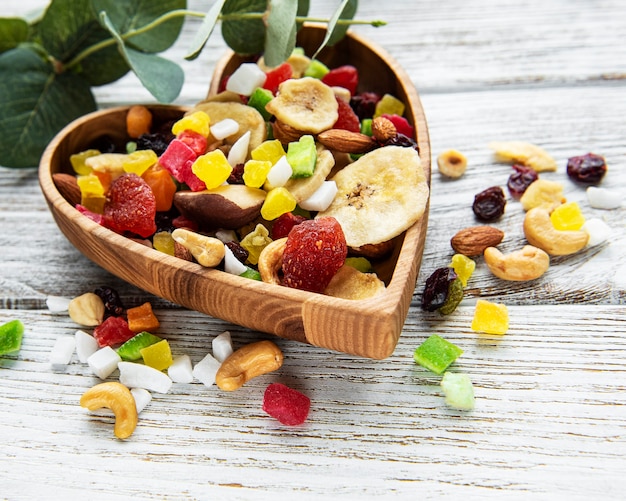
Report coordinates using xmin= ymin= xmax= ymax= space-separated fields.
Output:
xmin=507 ymin=164 xmax=538 ymax=199
xmin=225 ymin=241 xmax=249 ymax=264
xmin=421 ymin=267 xmax=458 ymax=312
xmin=91 ymin=135 xmax=118 ymax=154
xmin=566 ymin=153 xmax=607 ymax=184
xmin=154 ymin=210 xmax=179 ymax=233
xmin=350 ymin=92 xmax=381 ymax=120
xmin=227 ymin=163 xmax=245 ymax=184
xmin=94 ymin=286 xmax=125 ymax=318
xmin=383 ymin=133 xmax=419 ymax=151
xmin=473 ymin=186 xmax=506 ymax=222
xmin=136 ymin=132 xmax=174 ymax=156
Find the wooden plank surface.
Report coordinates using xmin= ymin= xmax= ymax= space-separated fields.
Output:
xmin=1 ymin=0 xmax=625 ymax=499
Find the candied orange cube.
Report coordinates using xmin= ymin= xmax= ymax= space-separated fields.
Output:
xmin=127 ymin=302 xmax=160 ymax=333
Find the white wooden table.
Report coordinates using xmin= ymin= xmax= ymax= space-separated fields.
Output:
xmin=2 ymin=1 xmax=625 ymax=499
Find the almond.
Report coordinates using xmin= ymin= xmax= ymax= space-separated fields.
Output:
xmin=371 ymin=116 xmax=397 ymax=142
xmin=272 ymin=120 xmax=306 ymax=144
xmin=450 ymin=226 xmax=505 ymax=256
xmin=53 ymin=173 xmax=81 ymax=207
xmin=316 ymin=129 xmax=376 ymax=154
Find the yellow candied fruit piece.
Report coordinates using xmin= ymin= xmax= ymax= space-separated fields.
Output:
xmin=243 ymin=159 xmax=273 ymax=188
xmin=192 ymin=150 xmax=233 ymax=190
xmin=374 ymin=94 xmax=405 ymax=119
xmin=471 ymin=299 xmax=509 ymax=335
xmin=172 ymin=111 xmax=210 ymax=138
xmin=77 ymin=174 xmax=105 ymax=197
xmin=140 ymin=339 xmax=173 ymax=371
xmin=449 ymin=254 xmax=476 ymax=287
xmin=70 ymin=149 xmax=100 ymax=176
xmin=251 ymin=140 xmax=286 ymax=165
xmin=520 ymin=179 xmax=565 ymax=211
xmin=240 ymin=224 xmax=272 ymax=265
xmin=122 ymin=149 xmax=158 ymax=176
xmin=550 ymin=201 xmax=585 ymax=231
xmin=261 ymin=187 xmax=297 ymax=221
xmin=81 ymin=194 xmax=106 ymax=214
xmin=153 ymin=231 xmax=176 ymax=256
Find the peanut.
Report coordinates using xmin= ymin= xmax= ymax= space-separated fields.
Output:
xmin=80 ymin=382 xmax=138 ymax=439
xmin=215 ymin=340 xmax=284 ymax=391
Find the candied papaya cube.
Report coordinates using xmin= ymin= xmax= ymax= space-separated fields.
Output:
xmin=243 ymin=159 xmax=273 ymax=188
xmin=240 ymin=223 xmax=272 ymax=265
xmin=550 ymin=201 xmax=585 ymax=231
xmin=413 ymin=334 xmax=463 ymax=375
xmin=192 ymin=150 xmax=233 ymax=190
xmin=140 ymin=339 xmax=173 ymax=371
xmin=304 ymin=59 xmax=329 ymax=79
xmin=471 ymin=299 xmax=509 ymax=335
xmin=171 ymin=110 xmax=210 ymax=137
xmin=449 ymin=254 xmax=476 ymax=287
xmin=374 ymin=93 xmax=405 ymax=119
xmin=262 ymin=383 xmax=310 ymax=425
xmin=127 ymin=302 xmax=160 ymax=333
xmin=261 ymin=187 xmax=297 ymax=221
xmin=286 ymin=135 xmax=317 ymax=178
xmin=93 ymin=316 xmax=135 ymax=347
xmin=251 ymin=139 xmax=286 ymax=165
xmin=441 ymin=372 xmax=475 ymax=411
xmin=142 ymin=165 xmax=177 ymax=212
xmin=0 ymin=319 xmax=24 ymax=355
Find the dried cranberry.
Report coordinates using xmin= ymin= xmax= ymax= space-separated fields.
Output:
xmin=472 ymin=186 xmax=506 ymax=222
xmin=225 ymin=241 xmax=249 ymax=264
xmin=350 ymin=92 xmax=381 ymax=120
xmin=227 ymin=163 xmax=245 ymax=184
xmin=94 ymin=286 xmax=125 ymax=318
xmin=507 ymin=164 xmax=538 ymax=199
xmin=566 ymin=153 xmax=607 ymax=184
xmin=421 ymin=267 xmax=458 ymax=312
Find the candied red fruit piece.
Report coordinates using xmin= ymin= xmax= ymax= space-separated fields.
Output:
xmin=102 ymin=173 xmax=157 ymax=238
xmin=322 ymin=65 xmax=359 ymax=95
xmin=566 ymin=153 xmax=607 ymax=184
xmin=177 ymin=129 xmax=207 ymax=156
xmin=507 ymin=164 xmax=538 ymax=198
xmin=282 ymin=217 xmax=347 ymax=293
xmin=262 ymin=383 xmax=310 ymax=426
xmin=333 ymin=97 xmax=361 ymax=133
xmin=271 ymin=212 xmax=307 ymax=240
xmin=381 ymin=114 xmax=414 ymax=139
xmin=93 ymin=316 xmax=135 ymax=347
xmin=263 ymin=62 xmax=293 ymax=95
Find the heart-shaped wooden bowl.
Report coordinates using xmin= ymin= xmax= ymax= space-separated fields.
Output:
xmin=39 ymin=25 xmax=430 ymax=359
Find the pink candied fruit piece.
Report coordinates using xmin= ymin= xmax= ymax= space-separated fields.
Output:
xmin=382 ymin=113 xmax=414 ymax=139
xmin=159 ymin=138 xmax=198 ymax=182
xmin=262 ymin=383 xmax=310 ymax=426
xmin=93 ymin=316 xmax=135 ymax=347
xmin=76 ymin=204 xmax=103 ymax=224
xmin=180 ymin=161 xmax=207 ymax=192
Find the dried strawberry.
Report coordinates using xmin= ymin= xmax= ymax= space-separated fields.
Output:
xmin=322 ymin=65 xmax=359 ymax=95
xmin=333 ymin=97 xmax=361 ymax=133
xmin=263 ymin=62 xmax=293 ymax=95
xmin=282 ymin=217 xmax=347 ymax=293
xmin=93 ymin=316 xmax=135 ymax=347
xmin=271 ymin=212 xmax=307 ymax=240
xmin=102 ymin=173 xmax=157 ymax=238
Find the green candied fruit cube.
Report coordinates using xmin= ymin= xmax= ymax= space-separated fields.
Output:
xmin=248 ymin=87 xmax=274 ymax=121
xmin=413 ymin=334 xmax=463 ymax=375
xmin=117 ymin=331 xmax=162 ymax=361
xmin=239 ymin=267 xmax=262 ymax=281
xmin=360 ymin=118 xmax=373 ymax=136
xmin=304 ymin=59 xmax=329 ymax=79
xmin=286 ymin=135 xmax=317 ymax=178
xmin=0 ymin=319 xmax=24 ymax=355
xmin=441 ymin=372 xmax=475 ymax=411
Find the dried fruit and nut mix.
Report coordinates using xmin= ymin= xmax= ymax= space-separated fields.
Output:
xmin=55 ymin=53 xmax=429 ymax=300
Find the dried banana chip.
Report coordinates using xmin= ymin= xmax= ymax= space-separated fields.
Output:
xmin=489 ymin=141 xmax=557 ymax=172
xmin=324 ymin=265 xmax=386 ymax=300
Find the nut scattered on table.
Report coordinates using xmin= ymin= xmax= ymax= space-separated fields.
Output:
xmin=484 ymin=245 xmax=550 ymax=281
xmin=450 ymin=226 xmax=505 ymax=256
xmin=523 ymin=207 xmax=589 ymax=256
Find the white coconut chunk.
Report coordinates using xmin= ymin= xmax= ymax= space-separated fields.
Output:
xmin=226 ymin=63 xmax=267 ymax=96
xmin=586 ymin=186 xmax=623 ymax=209
xmin=87 ymin=346 xmax=121 ymax=380
xmin=299 ymin=180 xmax=338 ymax=212
xmin=227 ymin=130 xmax=251 ymax=167
xmin=210 ymin=118 xmax=240 ymax=140
xmin=167 ymin=354 xmax=194 ymax=384
xmin=130 ymin=387 xmax=152 ymax=414
xmin=75 ymin=329 xmax=99 ymax=363
xmin=215 ymin=229 xmax=238 ymax=243
xmin=192 ymin=353 xmax=222 ymax=387
xmin=224 ymin=245 xmax=248 ymax=276
xmin=118 ymin=361 xmax=172 ymax=394
xmin=266 ymin=155 xmax=293 ymax=188
xmin=50 ymin=335 xmax=76 ymax=368
xmin=582 ymin=218 xmax=612 ymax=246
xmin=212 ymin=331 xmax=234 ymax=363
xmin=46 ymin=295 xmax=71 ymax=314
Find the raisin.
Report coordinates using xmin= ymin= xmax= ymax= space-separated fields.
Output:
xmin=94 ymin=286 xmax=125 ymax=318
xmin=227 ymin=163 xmax=245 ymax=184
xmin=136 ymin=132 xmax=174 ymax=156
xmin=507 ymin=164 xmax=538 ymax=199
xmin=421 ymin=267 xmax=458 ymax=312
xmin=225 ymin=241 xmax=249 ymax=264
xmin=472 ymin=186 xmax=506 ymax=222
xmin=102 ymin=173 xmax=157 ymax=238
xmin=350 ymin=92 xmax=381 ymax=120
xmin=382 ymin=133 xmax=418 ymax=151
xmin=281 ymin=217 xmax=347 ymax=293
xmin=566 ymin=153 xmax=607 ymax=184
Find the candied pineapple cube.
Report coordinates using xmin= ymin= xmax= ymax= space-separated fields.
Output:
xmin=471 ymin=299 xmax=508 ymax=335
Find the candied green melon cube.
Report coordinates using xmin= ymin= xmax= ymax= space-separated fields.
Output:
xmin=248 ymin=87 xmax=274 ymax=121
xmin=441 ymin=372 xmax=475 ymax=411
xmin=0 ymin=319 xmax=24 ymax=355
xmin=286 ymin=135 xmax=317 ymax=178
xmin=413 ymin=334 xmax=463 ymax=374
xmin=117 ymin=331 xmax=162 ymax=361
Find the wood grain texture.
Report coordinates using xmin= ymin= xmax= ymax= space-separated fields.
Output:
xmin=1 ymin=0 xmax=625 ymax=499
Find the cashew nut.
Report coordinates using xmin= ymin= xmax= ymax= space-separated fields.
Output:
xmin=215 ymin=340 xmax=283 ymax=391
xmin=80 ymin=382 xmax=138 ymax=439
xmin=171 ymin=228 xmax=225 ymax=267
xmin=257 ymin=237 xmax=287 ymax=285
xmin=523 ymin=207 xmax=589 ymax=255
xmin=484 ymin=245 xmax=550 ymax=281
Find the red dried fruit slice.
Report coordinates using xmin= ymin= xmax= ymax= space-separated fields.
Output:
xmin=271 ymin=212 xmax=307 ymax=240
xmin=263 ymin=62 xmax=293 ymax=95
xmin=262 ymin=383 xmax=310 ymax=426
xmin=282 ymin=217 xmax=347 ymax=293
xmin=334 ymin=97 xmax=361 ymax=133
xmin=322 ymin=65 xmax=359 ymax=95
xmin=93 ymin=316 xmax=135 ymax=347
xmin=102 ymin=173 xmax=157 ymax=238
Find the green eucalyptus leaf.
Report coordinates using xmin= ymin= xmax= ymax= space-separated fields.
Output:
xmin=185 ymin=0 xmax=226 ymax=60
xmin=100 ymin=12 xmax=183 ymax=103
xmin=221 ymin=0 xmax=267 ymax=55
xmin=0 ymin=18 xmax=29 ymax=54
xmin=296 ymin=0 xmax=310 ymax=30
xmin=313 ymin=0 xmax=358 ymax=58
xmin=264 ymin=0 xmax=298 ymax=67
xmin=92 ymin=0 xmax=186 ymax=53
xmin=0 ymin=47 xmax=96 ymax=168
